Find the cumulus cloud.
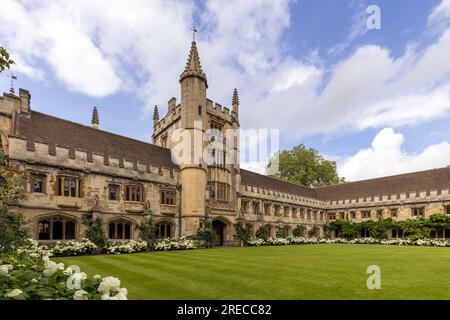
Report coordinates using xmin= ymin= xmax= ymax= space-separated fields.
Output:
xmin=428 ymin=0 xmax=450 ymax=24
xmin=338 ymin=128 xmax=450 ymax=181
xmin=1 ymin=0 xmax=450 ymax=150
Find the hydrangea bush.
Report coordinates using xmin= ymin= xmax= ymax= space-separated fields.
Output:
xmin=246 ymin=236 xmax=450 ymax=247
xmin=153 ymin=237 xmax=196 ymax=251
xmin=0 ymin=239 xmax=127 ymax=300
xmin=104 ymin=240 xmax=148 ymax=254
xmin=49 ymin=239 xmax=98 ymax=257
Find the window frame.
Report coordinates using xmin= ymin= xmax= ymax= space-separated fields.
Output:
xmin=108 ymin=184 xmax=120 ymax=201
xmin=125 ymin=185 xmax=144 ymax=203
xmin=31 ymin=173 xmax=46 ymax=194
xmin=160 ymin=190 xmax=176 ymax=206
xmin=57 ymin=176 xmax=81 ymax=198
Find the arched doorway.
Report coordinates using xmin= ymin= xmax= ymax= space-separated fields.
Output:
xmin=212 ymin=220 xmax=226 ymax=246
xmin=37 ymin=215 xmax=78 ymax=240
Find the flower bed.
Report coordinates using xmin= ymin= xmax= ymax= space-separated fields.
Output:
xmin=49 ymin=238 xmax=98 ymax=257
xmin=104 ymin=240 xmax=148 ymax=254
xmin=153 ymin=237 xmax=196 ymax=251
xmin=0 ymin=239 xmax=127 ymax=300
xmin=246 ymin=237 xmax=450 ymax=247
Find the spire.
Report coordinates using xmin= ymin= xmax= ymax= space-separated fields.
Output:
xmin=179 ymin=40 xmax=207 ymax=87
xmin=232 ymin=88 xmax=239 ymax=106
xmin=91 ymin=106 xmax=99 ymax=129
xmin=153 ymin=105 xmax=159 ymax=121
xmin=232 ymin=88 xmax=239 ymax=116
xmin=153 ymin=105 xmax=159 ymax=130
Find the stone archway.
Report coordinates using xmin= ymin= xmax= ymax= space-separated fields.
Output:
xmin=212 ymin=219 xmax=226 ymax=246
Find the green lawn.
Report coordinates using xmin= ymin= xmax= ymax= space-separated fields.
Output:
xmin=55 ymin=244 xmax=450 ymax=300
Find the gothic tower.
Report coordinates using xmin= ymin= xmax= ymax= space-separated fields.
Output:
xmin=178 ymin=40 xmax=208 ymax=236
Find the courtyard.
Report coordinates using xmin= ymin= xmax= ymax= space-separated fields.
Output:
xmin=56 ymin=244 xmax=450 ymax=300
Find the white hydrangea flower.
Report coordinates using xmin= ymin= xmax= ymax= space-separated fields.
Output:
xmin=73 ymin=290 xmax=89 ymax=300
xmin=93 ymin=275 xmax=102 ymax=280
xmin=0 ymin=265 xmax=10 ymax=276
xmin=5 ymin=289 xmax=23 ymax=298
xmin=101 ymin=293 xmax=111 ymax=300
xmin=98 ymin=276 xmax=121 ymax=294
xmin=63 ymin=267 xmax=74 ymax=276
xmin=115 ymin=288 xmax=128 ymax=300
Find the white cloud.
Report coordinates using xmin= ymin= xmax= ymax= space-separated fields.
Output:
xmin=428 ymin=0 xmax=450 ymax=24
xmin=0 ymin=0 xmax=121 ymax=97
xmin=338 ymin=128 xmax=450 ymax=181
xmin=1 ymin=0 xmax=450 ymax=151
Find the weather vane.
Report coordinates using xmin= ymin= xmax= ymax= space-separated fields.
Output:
xmin=7 ymin=73 xmax=17 ymax=94
xmin=191 ymin=26 xmax=198 ymax=41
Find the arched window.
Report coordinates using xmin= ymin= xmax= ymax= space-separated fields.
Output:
xmin=108 ymin=220 xmax=132 ymax=240
xmin=155 ymin=222 xmax=173 ymax=238
xmin=37 ymin=216 xmax=77 ymax=240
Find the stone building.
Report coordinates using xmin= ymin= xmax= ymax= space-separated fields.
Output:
xmin=0 ymin=41 xmax=449 ymax=245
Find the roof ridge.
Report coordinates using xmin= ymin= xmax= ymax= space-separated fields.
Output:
xmin=28 ymin=111 xmax=172 ymax=153
xmin=240 ymin=168 xmax=315 ymax=191
xmin=316 ymin=166 xmax=450 ymax=189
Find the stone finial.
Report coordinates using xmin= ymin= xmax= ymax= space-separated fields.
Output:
xmin=232 ymin=88 xmax=239 ymax=115
xmin=91 ymin=106 xmax=99 ymax=129
xmin=232 ymin=88 xmax=239 ymax=106
xmin=153 ymin=105 xmax=159 ymax=129
xmin=153 ymin=105 xmax=159 ymax=121
xmin=179 ymin=41 xmax=208 ymax=86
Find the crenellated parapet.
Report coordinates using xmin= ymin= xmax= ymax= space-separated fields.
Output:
xmin=8 ymin=136 xmax=178 ymax=184
xmin=206 ymin=98 xmax=236 ymax=125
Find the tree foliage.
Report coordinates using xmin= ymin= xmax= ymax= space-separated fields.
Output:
xmin=266 ymin=144 xmax=345 ymax=187
xmin=82 ymin=214 xmax=107 ymax=250
xmin=0 ymin=47 xmax=15 ymax=73
xmin=0 ymin=151 xmax=26 ymax=253
xmin=326 ymin=215 xmax=450 ymax=241
xmin=235 ymin=222 xmax=252 ymax=244
xmin=308 ymin=226 xmax=320 ymax=238
xmin=255 ymin=225 xmax=270 ymax=241
xmin=137 ymin=217 xmax=156 ymax=250
xmin=293 ymin=225 xmax=306 ymax=237
xmin=195 ymin=218 xmax=216 ymax=248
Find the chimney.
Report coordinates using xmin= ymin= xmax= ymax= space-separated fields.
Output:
xmin=19 ymin=88 xmax=30 ymax=114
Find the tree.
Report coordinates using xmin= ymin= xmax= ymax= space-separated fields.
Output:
xmin=82 ymin=214 xmax=107 ymax=251
xmin=276 ymin=226 xmax=287 ymax=238
xmin=235 ymin=222 xmax=252 ymax=244
xmin=255 ymin=225 xmax=270 ymax=241
xmin=308 ymin=226 xmax=320 ymax=238
xmin=293 ymin=225 xmax=306 ymax=237
xmin=0 ymin=150 xmax=26 ymax=253
xmin=266 ymin=144 xmax=345 ymax=187
xmin=195 ymin=218 xmax=216 ymax=248
xmin=137 ymin=217 xmax=156 ymax=250
xmin=0 ymin=47 xmax=15 ymax=73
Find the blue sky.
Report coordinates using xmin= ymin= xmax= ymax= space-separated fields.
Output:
xmin=1 ymin=0 xmax=450 ymax=180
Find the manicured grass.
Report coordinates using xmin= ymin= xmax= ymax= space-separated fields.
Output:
xmin=55 ymin=244 xmax=450 ymax=300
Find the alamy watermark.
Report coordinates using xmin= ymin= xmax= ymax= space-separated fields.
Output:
xmin=366 ymin=5 xmax=381 ymax=30
xmin=170 ymin=121 xmax=280 ymax=173
xmin=366 ymin=265 xmax=381 ymax=290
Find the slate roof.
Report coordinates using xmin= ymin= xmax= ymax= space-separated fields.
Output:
xmin=11 ymin=111 xmax=178 ymax=169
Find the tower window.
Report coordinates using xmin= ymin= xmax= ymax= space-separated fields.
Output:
xmin=198 ymin=105 xmax=202 ymax=115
